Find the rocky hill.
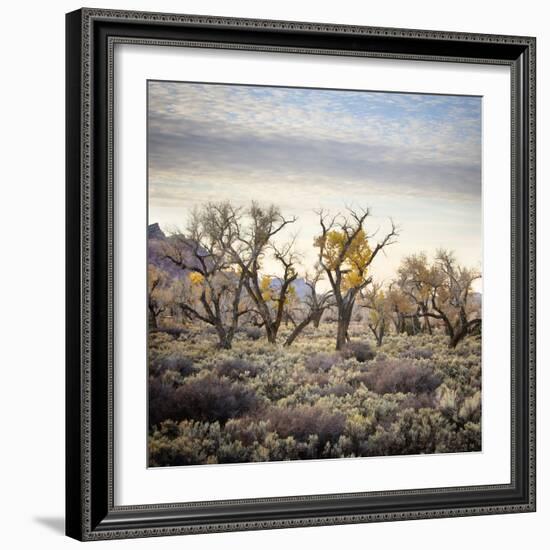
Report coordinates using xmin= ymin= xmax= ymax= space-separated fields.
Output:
xmin=148 ymin=223 xmax=205 ymax=279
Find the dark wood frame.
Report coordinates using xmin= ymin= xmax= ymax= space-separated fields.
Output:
xmin=66 ymin=7 xmax=536 ymax=541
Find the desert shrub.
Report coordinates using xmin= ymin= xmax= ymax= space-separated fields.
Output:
xmin=261 ymin=434 xmax=301 ymax=461
xmin=175 ymin=374 xmax=260 ymax=423
xmin=469 ymin=364 xmax=482 ymax=390
xmin=366 ymin=408 xmax=452 ymax=456
xmin=147 ymin=322 xmax=482 ymax=465
xmin=155 ymin=419 xmax=180 ymax=438
xmin=342 ymin=341 xmax=375 ymax=363
xmin=437 ymin=385 xmax=459 ymax=418
xmin=265 ymin=405 xmax=346 ymax=446
xmin=305 ymin=371 xmax=331 ymax=387
xmin=216 ymin=440 xmax=251 ymax=463
xmin=148 ymin=378 xmax=180 ymax=427
xmin=149 ymin=331 xmax=175 ymax=347
xmin=150 ymin=355 xmax=196 ymax=377
xmin=257 ymin=367 xmax=299 ymax=401
xmin=400 ymin=392 xmax=437 ymax=409
xmin=328 ymin=435 xmax=355 ymax=457
xmin=320 ymin=383 xmax=353 ymax=397
xmin=360 ymin=393 xmax=401 ymax=425
xmin=304 ymin=352 xmax=340 ymax=372
xmin=436 ymin=386 xmax=481 ymax=428
xmin=449 ymin=422 xmax=481 ymax=452
xmin=401 ymin=347 xmax=434 ymax=360
xmin=362 ymin=360 xmax=442 ymax=395
xmin=344 ymin=413 xmax=375 ymax=449
xmin=215 ymin=358 xmax=260 ymax=380
xmin=239 ymin=326 xmax=262 ymax=341
xmin=148 ymin=420 xmax=221 ymax=466
xmin=149 ymin=373 xmax=260 ymax=426
xmin=458 ymin=391 xmax=481 ymax=423
xmin=151 ymin=326 xmax=187 ymax=339
xmin=224 ymin=418 xmax=269 ymax=446
xmin=455 ymin=344 xmax=474 ymax=357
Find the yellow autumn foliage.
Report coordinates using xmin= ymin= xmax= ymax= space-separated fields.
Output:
xmin=189 ymin=272 xmax=205 ymax=285
xmin=260 ymin=275 xmax=273 ymax=302
xmin=315 ymin=229 xmax=373 ymax=290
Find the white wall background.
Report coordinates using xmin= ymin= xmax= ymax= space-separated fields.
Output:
xmin=0 ymin=1 xmax=546 ymax=548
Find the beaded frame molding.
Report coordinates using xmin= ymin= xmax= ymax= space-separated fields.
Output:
xmin=66 ymin=8 xmax=536 ymax=541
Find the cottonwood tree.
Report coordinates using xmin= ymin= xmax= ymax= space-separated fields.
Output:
xmin=182 ymin=201 xmax=300 ymax=345
xmin=360 ymin=281 xmax=391 ymax=347
xmin=227 ymin=203 xmax=299 ymax=344
xmin=397 ymin=252 xmax=437 ymax=335
xmin=385 ymin=282 xmax=418 ymax=334
xmin=314 ymin=207 xmax=398 ymax=350
xmin=147 ymin=264 xmax=172 ymax=329
xmin=261 ymin=274 xmax=299 ymax=328
xmin=162 ymin=203 xmax=250 ymax=349
xmin=283 ymin=269 xmax=334 ymax=347
xmin=398 ymin=249 xmax=481 ymax=348
xmin=304 ymin=268 xmax=334 ymax=330
xmin=429 ymin=249 xmax=481 ymax=348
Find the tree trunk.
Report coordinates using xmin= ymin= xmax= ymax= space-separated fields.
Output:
xmin=424 ymin=315 xmax=432 ymax=335
xmin=313 ymin=310 xmax=322 ymax=329
xmin=448 ymin=319 xmax=480 ymax=348
xmin=392 ymin=317 xmax=399 ymax=333
xmin=266 ymin=324 xmax=277 ymax=344
xmin=216 ymin=326 xmax=233 ymax=349
xmin=396 ymin=313 xmax=405 ymax=334
xmin=148 ymin=307 xmax=158 ymax=329
xmin=335 ymin=305 xmax=352 ymax=350
xmin=377 ymin=323 xmax=385 ymax=347
xmin=449 ymin=328 xmax=466 ymax=348
xmin=284 ymin=316 xmax=312 ymax=346
xmin=335 ymin=322 xmax=347 ymax=350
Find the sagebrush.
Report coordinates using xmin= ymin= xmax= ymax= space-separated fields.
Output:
xmin=148 ymin=325 xmax=481 ymax=466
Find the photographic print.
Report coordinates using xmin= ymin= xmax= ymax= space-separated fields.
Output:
xmin=147 ymin=80 xmax=482 ymax=467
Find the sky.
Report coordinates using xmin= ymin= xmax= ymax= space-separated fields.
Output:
xmin=147 ymin=80 xmax=482 ymax=291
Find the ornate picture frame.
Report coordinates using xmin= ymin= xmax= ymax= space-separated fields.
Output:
xmin=66 ymin=8 xmax=536 ymax=541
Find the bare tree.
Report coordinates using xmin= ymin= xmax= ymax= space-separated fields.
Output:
xmin=314 ymin=207 xmax=398 ymax=350
xmin=284 ymin=269 xmax=334 ymax=346
xmin=147 ymin=264 xmax=171 ymax=329
xmin=430 ymin=249 xmax=481 ymax=347
xmin=360 ymin=281 xmax=390 ymax=347
xmin=226 ymin=202 xmax=299 ymax=344
xmin=162 ymin=203 xmax=250 ymax=349
xmin=398 ymin=249 xmax=481 ymax=348
xmin=385 ymin=282 xmax=417 ymax=334
xmin=397 ymin=252 xmax=437 ymax=335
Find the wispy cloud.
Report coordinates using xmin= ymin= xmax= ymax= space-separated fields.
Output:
xmin=147 ymin=81 xmax=482 ymax=283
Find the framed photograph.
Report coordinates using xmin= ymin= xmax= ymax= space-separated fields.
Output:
xmin=66 ymin=8 xmax=536 ymax=541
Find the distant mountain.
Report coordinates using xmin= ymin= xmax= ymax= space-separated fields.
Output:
xmin=470 ymin=292 xmax=482 ymax=308
xmin=148 ymin=222 xmax=165 ymax=241
xmin=148 ymin=223 xmax=205 ymax=280
xmin=270 ymin=277 xmax=312 ymax=300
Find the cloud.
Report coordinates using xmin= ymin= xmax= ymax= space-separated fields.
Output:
xmin=147 ymin=81 xmax=481 ymax=209
xmin=147 ymin=81 xmax=482 ymax=282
